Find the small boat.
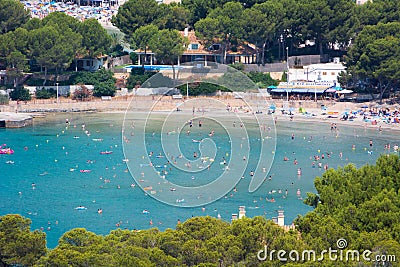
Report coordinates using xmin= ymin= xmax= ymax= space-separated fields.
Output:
xmin=74 ymin=206 xmax=87 ymax=210
xmin=0 ymin=147 xmax=14 ymax=155
xmin=80 ymin=169 xmax=91 ymax=173
xmin=176 ymin=198 xmax=185 ymax=203
xmin=122 ymin=158 xmax=129 ymax=162
xmin=192 ymin=139 xmax=203 ymax=143
xmin=100 ymin=151 xmax=113 ymax=155
xmin=143 ymin=186 xmax=153 ymax=191
xmin=142 ymin=209 xmax=150 ymax=214
xmin=6 ymin=161 xmax=14 ymax=164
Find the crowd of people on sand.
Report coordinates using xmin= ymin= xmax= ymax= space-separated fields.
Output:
xmin=22 ymin=1 xmax=119 ymax=27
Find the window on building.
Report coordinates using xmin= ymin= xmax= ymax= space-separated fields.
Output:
xmin=190 ymin=44 xmax=199 ymax=50
xmin=331 ymin=72 xmax=335 ymax=76
xmin=322 ymin=72 xmax=327 ymax=75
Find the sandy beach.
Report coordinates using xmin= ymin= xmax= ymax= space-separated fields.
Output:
xmin=2 ymin=95 xmax=400 ymax=132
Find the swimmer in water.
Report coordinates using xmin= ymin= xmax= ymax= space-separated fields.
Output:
xmin=296 ymin=189 xmax=301 ymax=197
xmin=297 ymin=168 xmax=302 ymax=176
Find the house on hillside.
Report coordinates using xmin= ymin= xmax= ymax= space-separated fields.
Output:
xmin=71 ymin=56 xmax=108 ymax=71
xmin=179 ymin=29 xmax=257 ymax=65
xmin=134 ymin=29 xmax=257 ymax=66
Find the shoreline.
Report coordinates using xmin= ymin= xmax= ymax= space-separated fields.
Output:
xmin=2 ymin=96 xmax=400 ymax=132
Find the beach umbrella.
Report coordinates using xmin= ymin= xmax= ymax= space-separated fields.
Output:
xmin=338 ymin=89 xmax=353 ymax=94
xmin=361 ymin=105 xmax=368 ymax=109
xmin=324 ymin=88 xmax=337 ymax=93
xmin=269 ymin=105 xmax=276 ymax=110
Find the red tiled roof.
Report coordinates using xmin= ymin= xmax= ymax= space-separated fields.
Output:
xmin=134 ymin=30 xmax=257 ymax=56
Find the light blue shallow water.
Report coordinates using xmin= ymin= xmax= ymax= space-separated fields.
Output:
xmin=0 ymin=113 xmax=398 ymax=248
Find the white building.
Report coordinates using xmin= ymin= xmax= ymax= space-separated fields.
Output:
xmin=288 ymin=59 xmax=346 ymax=84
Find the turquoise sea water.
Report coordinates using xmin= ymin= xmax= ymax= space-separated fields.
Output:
xmin=0 ymin=112 xmax=399 ymax=248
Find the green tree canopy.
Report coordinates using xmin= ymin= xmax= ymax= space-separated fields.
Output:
xmin=298 ymin=154 xmax=400 ymax=252
xmin=148 ymin=29 xmax=188 ymax=79
xmin=78 ymin=18 xmax=112 ymax=58
xmin=157 ymin=3 xmax=191 ymax=30
xmin=41 ymin=11 xmax=80 ymax=33
xmin=0 ymin=0 xmax=30 ymax=34
xmin=0 ymin=214 xmax=46 ymax=266
xmin=131 ymin=24 xmax=159 ymax=66
xmin=343 ymin=22 xmax=400 ymax=102
xmin=195 ymin=2 xmax=245 ymax=64
xmin=112 ymin=0 xmax=161 ymax=40
xmin=181 ymin=0 xmax=232 ymax=26
xmin=72 ymin=68 xmax=117 ymax=97
xmin=28 ymin=25 xmax=82 ymax=84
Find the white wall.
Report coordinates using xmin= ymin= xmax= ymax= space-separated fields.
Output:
xmin=289 ymin=62 xmax=346 ymax=84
